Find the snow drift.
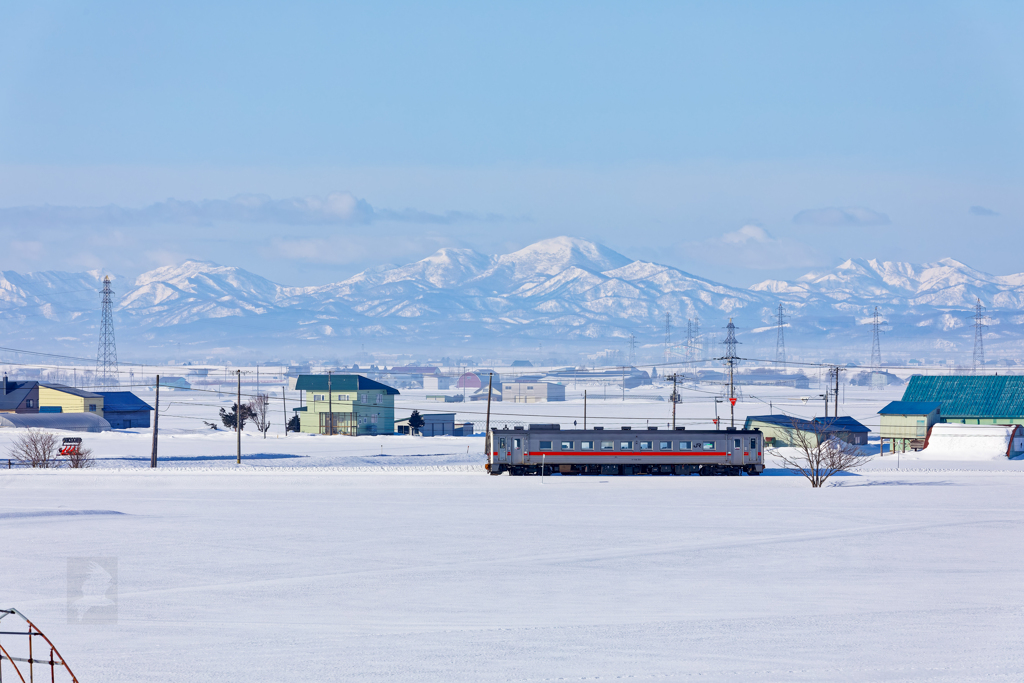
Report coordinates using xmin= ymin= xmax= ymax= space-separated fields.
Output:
xmin=916 ymin=423 xmax=1024 ymax=460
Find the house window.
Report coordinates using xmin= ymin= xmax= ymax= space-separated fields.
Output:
xmin=601 ymin=440 xmax=614 ymax=450
xmin=89 ymin=404 xmax=97 ymax=412
xmin=313 ymin=394 xmax=325 ymax=401
xmin=371 ymin=414 xmax=379 ymax=424
xmin=375 ymin=394 xmax=384 ymax=405
xmin=581 ymin=440 xmax=594 ymax=450
xmin=561 ymin=441 xmax=573 ymax=450
xmin=539 ymin=440 xmax=552 ymax=449
xmin=359 ymin=393 xmax=368 ymax=403
xmin=640 ymin=441 xmax=653 ymax=450
xmin=338 ymin=394 xmax=350 ymax=401
xmin=526 ymin=386 xmax=533 ymax=390
xmin=26 ymin=399 xmax=34 ymax=408
xmin=659 ymin=441 xmax=672 ymax=450
xmin=619 ymin=441 xmax=633 ymax=451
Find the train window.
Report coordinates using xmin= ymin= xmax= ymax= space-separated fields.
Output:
xmin=659 ymin=441 xmax=672 ymax=450
xmin=513 ymin=438 xmax=521 ymax=449
xmin=733 ymin=438 xmax=741 ymax=448
xmin=639 ymin=441 xmax=652 ymax=450
xmin=539 ymin=440 xmax=552 ymax=449
xmin=499 ymin=438 xmax=506 ymax=449
xmin=561 ymin=441 xmax=573 ymax=450
xmin=750 ymin=438 xmax=757 ymax=449
xmin=679 ymin=440 xmax=691 ymax=450
xmin=601 ymin=440 xmax=614 ymax=450
xmin=702 ymin=441 xmax=715 ymax=450
xmin=581 ymin=441 xmax=594 ymax=450
xmin=619 ymin=441 xmax=633 ymax=451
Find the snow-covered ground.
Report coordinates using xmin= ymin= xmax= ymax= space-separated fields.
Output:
xmin=3 ymin=384 xmax=1024 ymax=681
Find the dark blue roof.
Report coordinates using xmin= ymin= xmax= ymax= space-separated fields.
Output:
xmin=878 ymin=401 xmax=942 ymax=416
xmin=96 ymin=391 xmax=154 ymax=412
xmin=745 ymin=414 xmax=869 ymax=433
xmin=294 ymin=374 xmax=399 ymax=395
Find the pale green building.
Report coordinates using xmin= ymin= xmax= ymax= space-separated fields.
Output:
xmin=293 ymin=374 xmax=399 ymax=435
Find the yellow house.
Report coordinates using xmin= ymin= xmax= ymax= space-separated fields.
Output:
xmin=38 ymin=384 xmax=104 ymax=418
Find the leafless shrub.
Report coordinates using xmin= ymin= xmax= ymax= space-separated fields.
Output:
xmin=8 ymin=429 xmax=61 ymax=468
xmin=247 ymin=393 xmax=271 ymax=439
xmin=66 ymin=445 xmax=94 ymax=469
xmin=770 ymin=419 xmax=871 ymax=487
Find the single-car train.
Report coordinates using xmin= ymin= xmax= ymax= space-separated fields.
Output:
xmin=487 ymin=424 xmax=764 ymax=476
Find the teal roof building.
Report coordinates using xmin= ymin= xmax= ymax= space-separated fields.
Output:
xmin=901 ymin=376 xmax=1024 ymax=425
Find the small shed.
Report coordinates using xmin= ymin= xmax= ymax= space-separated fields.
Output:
xmin=878 ymin=401 xmax=942 ymax=451
xmin=396 ymin=413 xmax=457 ymax=436
xmin=97 ymin=391 xmax=154 ymax=429
xmin=744 ymin=415 xmax=869 ymax=447
xmin=0 ymin=413 xmax=111 ymax=432
xmin=501 ymin=381 xmax=566 ymax=403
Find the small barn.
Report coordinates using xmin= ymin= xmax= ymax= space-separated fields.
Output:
xmin=501 ymin=381 xmax=566 ymax=403
xmin=396 ymin=413 xmax=457 ymax=436
xmin=0 ymin=376 xmax=39 ymax=413
xmin=878 ymin=401 xmax=942 ymax=452
xmin=744 ymin=415 xmax=869 ymax=447
xmin=901 ymin=375 xmax=1024 ymax=425
xmin=97 ymin=392 xmax=154 ymax=429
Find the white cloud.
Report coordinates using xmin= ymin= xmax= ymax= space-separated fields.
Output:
xmin=792 ymin=206 xmax=890 ymax=226
xmin=969 ymin=205 xmax=999 ymax=217
xmin=722 ymin=224 xmax=773 ymax=245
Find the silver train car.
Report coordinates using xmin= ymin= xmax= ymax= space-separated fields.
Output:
xmin=487 ymin=424 xmax=764 ymax=476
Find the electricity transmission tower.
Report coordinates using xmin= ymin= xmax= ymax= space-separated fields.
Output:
xmin=628 ymin=334 xmax=637 ymax=367
xmin=775 ymin=304 xmax=787 ymax=366
xmin=96 ymin=275 xmax=118 ymax=386
xmin=973 ymin=299 xmax=987 ymax=373
xmin=663 ymin=313 xmax=672 ymax=364
xmin=870 ymin=306 xmax=882 ymax=369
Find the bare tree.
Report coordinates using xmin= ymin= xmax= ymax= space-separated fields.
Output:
xmin=770 ymin=419 xmax=870 ymax=487
xmin=8 ymin=430 xmax=61 ymax=468
xmin=247 ymin=393 xmax=271 ymax=439
xmin=67 ymin=445 xmax=94 ymax=469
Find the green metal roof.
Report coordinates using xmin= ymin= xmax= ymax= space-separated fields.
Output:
xmin=293 ymin=374 xmax=399 ymax=395
xmin=901 ymin=375 xmax=1024 ymax=418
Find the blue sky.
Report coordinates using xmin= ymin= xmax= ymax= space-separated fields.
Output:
xmin=1 ymin=0 xmax=1022 ymax=285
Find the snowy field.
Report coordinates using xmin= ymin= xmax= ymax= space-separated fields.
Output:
xmin=3 ymin=384 xmax=1024 ymax=681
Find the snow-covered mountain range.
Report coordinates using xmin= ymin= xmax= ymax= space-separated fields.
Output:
xmin=2 ymin=237 xmax=1022 ymax=363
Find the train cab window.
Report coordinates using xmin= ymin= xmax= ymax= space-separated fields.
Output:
xmin=679 ymin=440 xmax=691 ymax=450
xmin=619 ymin=441 xmax=633 ymax=451
xmin=601 ymin=440 xmax=614 ymax=450
xmin=513 ymin=438 xmax=521 ymax=449
xmin=659 ymin=441 xmax=672 ymax=450
xmin=539 ymin=440 xmax=552 ymax=450
xmin=561 ymin=441 xmax=573 ymax=450
xmin=499 ymin=438 xmax=506 ymax=449
xmin=702 ymin=441 xmax=716 ymax=451
xmin=733 ymin=439 xmax=741 ymax=448
xmin=750 ymin=438 xmax=757 ymax=449
xmin=639 ymin=441 xmax=652 ymax=450
xmin=581 ymin=441 xmax=594 ymax=450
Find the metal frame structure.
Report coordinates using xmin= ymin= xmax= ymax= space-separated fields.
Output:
xmin=0 ymin=608 xmax=79 ymax=682
xmin=96 ymin=275 xmax=119 ymax=386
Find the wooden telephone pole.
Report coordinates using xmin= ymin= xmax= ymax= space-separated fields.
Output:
xmin=150 ymin=374 xmax=160 ymax=468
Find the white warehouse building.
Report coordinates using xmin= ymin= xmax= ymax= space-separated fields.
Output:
xmin=501 ymin=381 xmax=565 ymax=403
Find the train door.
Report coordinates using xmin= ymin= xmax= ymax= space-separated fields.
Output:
xmin=496 ymin=435 xmax=508 ymax=466
xmin=731 ymin=437 xmax=743 ymax=465
xmin=512 ymin=436 xmax=523 ymax=465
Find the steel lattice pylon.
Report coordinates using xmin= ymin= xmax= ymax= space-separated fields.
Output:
xmin=96 ymin=275 xmax=119 ymax=386
xmin=972 ymin=299 xmax=987 ymax=373
xmin=870 ymin=306 xmax=882 ymax=369
xmin=775 ymin=303 xmax=786 ymax=366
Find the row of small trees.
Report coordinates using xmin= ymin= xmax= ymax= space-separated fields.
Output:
xmin=7 ymin=430 xmax=94 ymax=468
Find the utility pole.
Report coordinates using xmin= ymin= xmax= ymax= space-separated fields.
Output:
xmin=484 ymin=373 xmax=493 ymax=455
xmin=668 ymin=373 xmax=679 ymax=429
xmin=150 ymin=374 xmax=160 ymax=468
xmin=584 ymin=389 xmax=587 ymax=429
xmin=283 ymin=385 xmax=288 ymax=436
xmin=327 ymin=370 xmax=333 ymax=435
xmin=664 ymin=312 xmax=672 ymax=364
xmin=236 ymin=369 xmax=241 ymax=465
xmin=621 ymin=365 xmax=625 ymax=401
xmin=722 ymin=319 xmax=740 ymax=429
xmin=834 ymin=365 xmax=842 ymax=418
